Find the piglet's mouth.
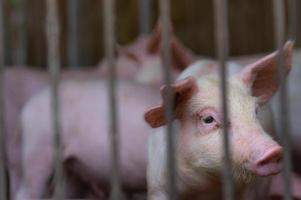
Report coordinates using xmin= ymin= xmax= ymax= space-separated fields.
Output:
xmin=252 ymin=162 xmax=283 ymax=177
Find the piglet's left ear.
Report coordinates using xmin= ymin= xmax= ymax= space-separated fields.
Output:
xmin=237 ymin=40 xmax=294 ymax=104
xmin=144 ymin=76 xmax=198 ymax=128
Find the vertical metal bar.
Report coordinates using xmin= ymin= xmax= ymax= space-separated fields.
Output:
xmin=46 ymin=0 xmax=64 ymax=199
xmin=103 ymin=0 xmax=122 ymax=199
xmin=138 ymin=0 xmax=151 ymax=34
xmin=15 ymin=0 xmax=27 ymax=65
xmin=288 ymin=0 xmax=297 ymax=41
xmin=272 ymin=1 xmax=292 ymax=200
xmin=68 ymin=0 xmax=79 ymax=68
xmin=4 ymin=1 xmax=11 ymax=65
xmin=213 ymin=0 xmax=234 ymax=200
xmin=160 ymin=0 xmax=177 ymax=200
xmin=0 ymin=0 xmax=7 ymax=199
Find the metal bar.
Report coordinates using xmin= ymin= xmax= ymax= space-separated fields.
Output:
xmin=138 ymin=0 xmax=151 ymax=34
xmin=213 ymin=0 xmax=234 ymax=200
xmin=68 ymin=0 xmax=79 ymax=68
xmin=0 ymin=0 xmax=7 ymax=198
xmin=288 ymin=0 xmax=297 ymax=41
xmin=15 ymin=0 xmax=27 ymax=65
xmin=103 ymin=0 xmax=122 ymax=199
xmin=159 ymin=0 xmax=177 ymax=200
xmin=3 ymin=1 xmax=11 ymax=65
xmin=272 ymin=0 xmax=292 ymax=200
xmin=46 ymin=0 xmax=64 ymax=199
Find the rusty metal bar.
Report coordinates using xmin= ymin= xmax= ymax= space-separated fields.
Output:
xmin=103 ymin=0 xmax=122 ymax=199
xmin=138 ymin=0 xmax=151 ymax=34
xmin=213 ymin=0 xmax=234 ymax=200
xmin=46 ymin=0 xmax=64 ymax=199
xmin=272 ymin=0 xmax=292 ymax=200
xmin=159 ymin=0 xmax=177 ymax=199
xmin=0 ymin=0 xmax=7 ymax=199
xmin=15 ymin=0 xmax=27 ymax=65
xmin=68 ymin=0 xmax=79 ymax=68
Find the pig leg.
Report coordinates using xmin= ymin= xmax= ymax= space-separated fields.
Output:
xmin=7 ymin=146 xmax=22 ymax=199
xmin=63 ymin=156 xmax=109 ymax=199
xmin=85 ymin=183 xmax=107 ymax=200
xmin=8 ymin=165 xmax=21 ymax=200
xmin=7 ymin=123 xmax=23 ymax=200
xmin=16 ymin=142 xmax=53 ymax=199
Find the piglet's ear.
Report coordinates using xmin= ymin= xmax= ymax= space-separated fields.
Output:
xmin=147 ymin=19 xmax=173 ymax=54
xmin=147 ymin=19 xmax=195 ymax=70
xmin=237 ymin=40 xmax=293 ymax=104
xmin=170 ymin=37 xmax=195 ymax=70
xmin=144 ymin=76 xmax=198 ymax=128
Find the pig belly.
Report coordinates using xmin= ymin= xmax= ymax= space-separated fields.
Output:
xmin=65 ymin=127 xmax=148 ymax=192
xmin=22 ymin=80 xmax=158 ymax=194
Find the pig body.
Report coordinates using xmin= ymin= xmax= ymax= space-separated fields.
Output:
xmin=6 ymin=21 xmax=195 ymax=199
xmin=16 ymin=79 xmax=159 ymax=199
xmin=3 ymin=67 xmax=104 ymax=199
xmin=3 ymin=64 xmax=158 ymax=199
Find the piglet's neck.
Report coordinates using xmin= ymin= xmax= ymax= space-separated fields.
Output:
xmin=177 ymin=156 xmax=253 ymax=200
xmin=176 ymin=174 xmax=247 ymax=200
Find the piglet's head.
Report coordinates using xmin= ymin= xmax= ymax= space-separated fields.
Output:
xmin=98 ymin=20 xmax=195 ymax=85
xmin=145 ymin=41 xmax=293 ymax=184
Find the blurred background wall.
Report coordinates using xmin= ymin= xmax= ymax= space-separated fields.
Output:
xmin=3 ymin=0 xmax=300 ymax=68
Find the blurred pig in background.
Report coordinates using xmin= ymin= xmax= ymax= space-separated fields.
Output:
xmin=8 ymin=23 xmax=194 ymax=199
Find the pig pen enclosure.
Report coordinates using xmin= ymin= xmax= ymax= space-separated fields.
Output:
xmin=0 ymin=0 xmax=301 ymax=199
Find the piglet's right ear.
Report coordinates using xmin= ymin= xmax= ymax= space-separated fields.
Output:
xmin=237 ymin=40 xmax=293 ymax=104
xmin=144 ymin=76 xmax=198 ymax=128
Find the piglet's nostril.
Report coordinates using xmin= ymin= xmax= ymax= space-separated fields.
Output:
xmin=251 ymin=146 xmax=283 ymax=177
xmin=256 ymin=146 xmax=283 ymax=166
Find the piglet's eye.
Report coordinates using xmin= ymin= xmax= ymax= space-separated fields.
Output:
xmin=202 ymin=116 xmax=215 ymax=124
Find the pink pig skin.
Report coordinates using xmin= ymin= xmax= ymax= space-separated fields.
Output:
xmin=232 ymin=48 xmax=301 ymax=179
xmin=17 ymin=42 xmax=295 ymax=199
xmin=16 ymin=80 xmax=160 ymax=199
xmin=5 ymin=22 xmax=194 ymax=199
xmin=145 ymin=42 xmax=294 ymax=200
xmin=3 ymin=67 xmax=102 ymax=199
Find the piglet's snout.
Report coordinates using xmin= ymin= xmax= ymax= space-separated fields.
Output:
xmin=252 ymin=145 xmax=283 ymax=177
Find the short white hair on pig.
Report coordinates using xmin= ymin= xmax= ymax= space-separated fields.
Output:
xmin=145 ymin=41 xmax=293 ymax=199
